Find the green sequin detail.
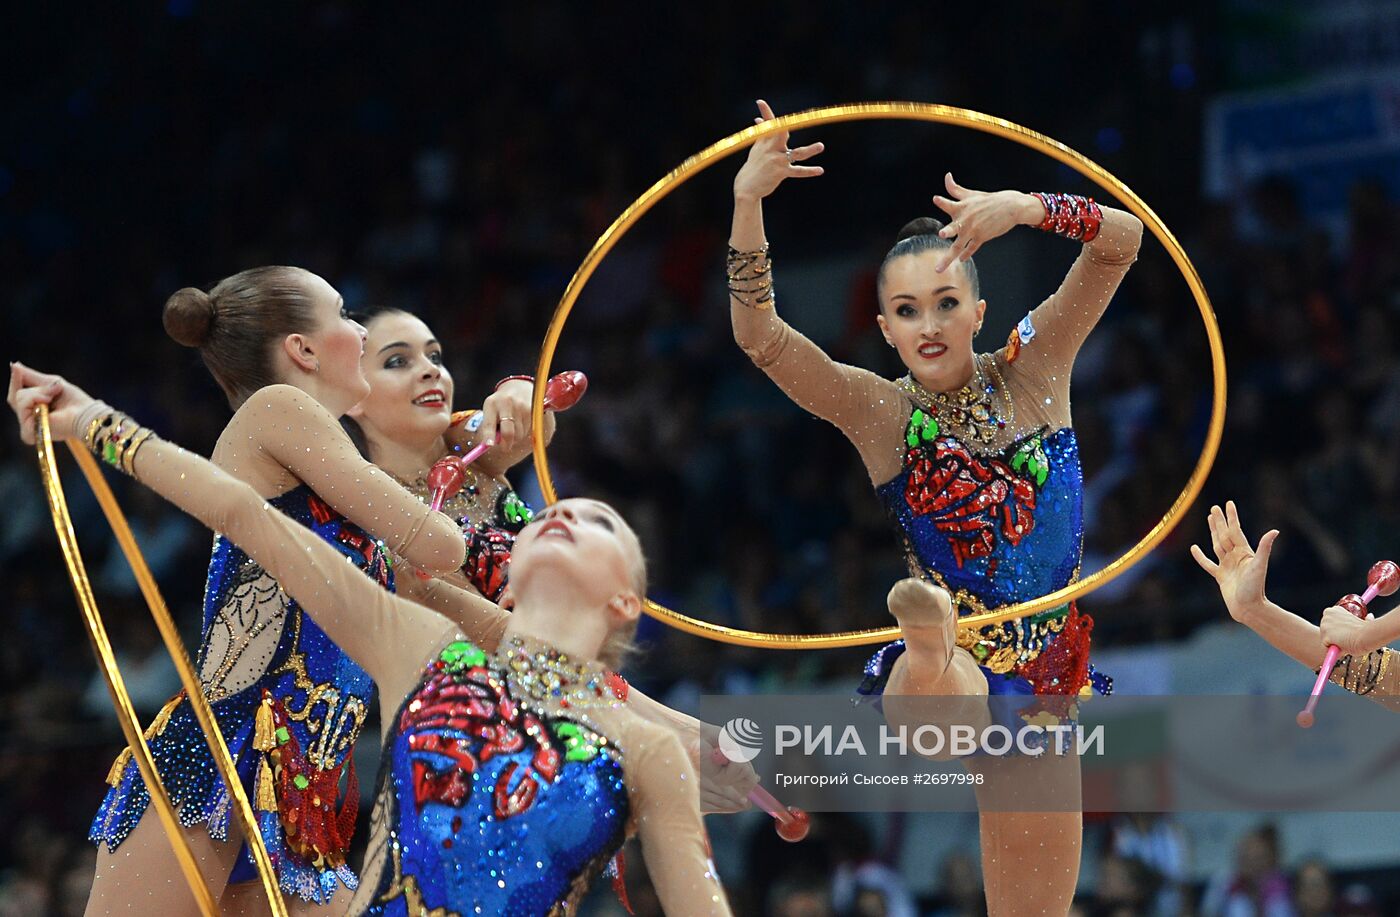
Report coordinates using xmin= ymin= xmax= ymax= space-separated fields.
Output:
xmin=503 ymin=492 xmax=534 ymax=527
xmin=553 ymin=722 xmax=599 ymax=763
xmin=905 ymin=409 xmax=940 ymax=449
xmin=1011 ymin=436 xmax=1050 ymax=488
xmin=439 ymin=640 xmax=486 ymax=673
xmin=103 ymin=441 xmax=118 ymax=466
xmin=293 ymin=774 xmax=310 ymax=790
xmin=275 ymin=726 xmax=290 ymax=745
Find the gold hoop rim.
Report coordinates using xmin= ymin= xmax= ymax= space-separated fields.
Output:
xmin=530 ymin=102 xmax=1227 ymax=649
xmin=34 ymin=409 xmax=288 ymax=915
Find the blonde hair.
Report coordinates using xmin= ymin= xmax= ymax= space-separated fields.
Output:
xmin=598 ymin=513 xmax=647 ymax=671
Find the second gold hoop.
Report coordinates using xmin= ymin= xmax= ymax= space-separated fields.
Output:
xmin=530 ymin=102 xmax=1226 ymax=650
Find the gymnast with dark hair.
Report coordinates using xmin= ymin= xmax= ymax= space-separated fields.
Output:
xmin=726 ymin=100 xmax=1144 ymax=913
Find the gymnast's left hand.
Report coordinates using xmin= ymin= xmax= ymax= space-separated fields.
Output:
xmin=477 ymin=379 xmax=555 ymax=455
xmin=7 ymin=361 xmax=96 ymax=445
xmin=931 ymin=173 xmax=1044 ymax=272
xmin=1320 ymin=605 xmax=1379 ymax=657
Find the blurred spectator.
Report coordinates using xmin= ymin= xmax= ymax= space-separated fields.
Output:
xmin=1200 ymin=824 xmax=1295 ymax=917
xmin=1093 ymin=852 xmax=1159 ymax=917
xmin=769 ymin=872 xmax=835 ymax=917
xmin=927 ymin=851 xmax=986 ymax=917
xmin=1111 ymin=813 xmax=1189 ymax=917
xmin=1293 ymin=860 xmax=1335 ymax=917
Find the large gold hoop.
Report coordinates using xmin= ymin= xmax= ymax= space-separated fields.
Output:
xmin=35 ymin=407 xmax=288 ymax=916
xmin=530 ymin=102 xmax=1226 ymax=649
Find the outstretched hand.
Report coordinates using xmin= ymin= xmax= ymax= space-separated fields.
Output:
xmin=931 ymin=173 xmax=1041 ymax=272
xmin=732 ymin=99 xmax=824 ymax=202
xmin=1190 ymin=501 xmax=1279 ymax=624
xmin=7 ymin=361 xmax=97 ymax=445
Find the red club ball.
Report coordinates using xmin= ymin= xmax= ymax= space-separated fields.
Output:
xmin=544 ymin=371 xmax=588 ymax=412
xmin=1337 ymin=594 xmax=1367 ymax=619
xmin=776 ymin=806 xmax=810 ymax=843
xmin=1368 ymin=560 xmax=1400 ymax=597
xmin=427 ymin=455 xmax=466 ymax=500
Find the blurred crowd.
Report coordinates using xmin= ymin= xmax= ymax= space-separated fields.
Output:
xmin=3 ymin=3 xmax=1400 ymax=914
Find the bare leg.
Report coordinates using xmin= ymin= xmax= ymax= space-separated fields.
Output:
xmin=881 ymin=579 xmax=1082 ymax=915
xmin=973 ymin=754 xmax=1083 ymax=917
xmin=85 ymin=812 xmax=238 ymax=917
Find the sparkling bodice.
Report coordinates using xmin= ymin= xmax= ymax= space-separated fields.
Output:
xmin=876 ymin=420 xmax=1084 ymax=613
xmin=196 ymin=484 xmax=387 ymax=768
xmin=367 ymin=638 xmax=629 ymax=915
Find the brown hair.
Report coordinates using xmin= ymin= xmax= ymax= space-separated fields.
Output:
xmin=163 ymin=266 xmax=321 ymax=408
xmin=876 ymin=217 xmax=981 ymax=305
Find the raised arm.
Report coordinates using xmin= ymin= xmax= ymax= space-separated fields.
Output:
xmin=1193 ymin=500 xmax=1400 ymax=703
xmin=932 ymin=174 xmax=1143 ymax=380
xmin=729 ymin=101 xmax=906 ymax=479
xmin=628 ymin=724 xmax=733 ymax=916
xmin=223 ymin=384 xmax=466 ymax=575
xmin=1022 ymin=198 xmax=1142 ymax=378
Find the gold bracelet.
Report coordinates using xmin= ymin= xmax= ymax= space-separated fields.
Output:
xmin=84 ymin=412 xmax=108 ymax=453
xmin=727 ymin=245 xmax=775 ymax=310
xmin=123 ymin=427 xmax=156 ymax=475
xmin=86 ymin=409 xmax=158 ymax=474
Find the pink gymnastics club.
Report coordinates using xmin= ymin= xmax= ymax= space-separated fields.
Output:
xmin=454 ymin=371 xmax=589 ymax=470
xmin=427 ymin=371 xmax=590 ymax=513
xmin=1298 ymin=559 xmax=1400 ymax=728
xmin=710 ymin=747 xmax=810 ymax=842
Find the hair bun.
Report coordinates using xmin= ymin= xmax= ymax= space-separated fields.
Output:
xmin=163 ymin=287 xmax=216 ymax=348
xmin=895 ymin=217 xmax=945 ymax=244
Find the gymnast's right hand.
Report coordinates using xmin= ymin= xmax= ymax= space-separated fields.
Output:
xmin=1190 ymin=501 xmax=1279 ymax=623
xmin=7 ymin=361 xmax=96 ymax=444
xmin=732 ymin=99 xmax=824 ymax=202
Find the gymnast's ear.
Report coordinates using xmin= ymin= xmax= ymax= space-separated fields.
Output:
xmin=282 ymin=332 xmax=319 ymax=374
xmin=608 ymin=591 xmax=642 ymax=626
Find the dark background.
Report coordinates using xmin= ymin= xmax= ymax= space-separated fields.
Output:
xmin=3 ymin=3 xmax=1399 ymax=915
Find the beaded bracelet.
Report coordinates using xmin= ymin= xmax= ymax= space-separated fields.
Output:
xmin=82 ymin=407 xmax=158 ymax=474
xmin=1032 ymin=192 xmax=1103 ymax=243
xmin=727 ymin=244 xmax=775 ymax=310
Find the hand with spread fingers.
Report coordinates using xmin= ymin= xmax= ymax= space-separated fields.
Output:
xmin=732 ymin=99 xmax=825 ymax=203
xmin=1190 ymin=500 xmax=1280 ymax=625
xmin=931 ymin=173 xmax=1046 ymax=272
